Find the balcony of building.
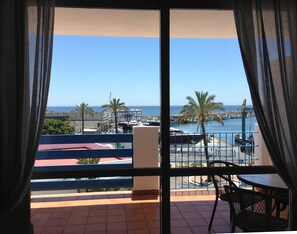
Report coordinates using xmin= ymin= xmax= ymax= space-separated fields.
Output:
xmin=31 ymin=190 xmax=233 ymax=234
xmin=30 ymin=125 xmax=285 ymax=234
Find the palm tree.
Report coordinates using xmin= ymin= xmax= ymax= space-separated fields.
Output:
xmin=178 ymin=91 xmax=224 ymax=173
xmin=74 ymin=102 xmax=94 ymax=133
xmin=102 ymin=98 xmax=129 ymax=133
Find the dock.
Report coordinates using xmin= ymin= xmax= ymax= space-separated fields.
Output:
xmin=141 ymin=109 xmax=255 ymax=123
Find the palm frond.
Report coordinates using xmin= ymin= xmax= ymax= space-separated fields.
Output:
xmin=179 ymin=90 xmax=224 ymax=127
xmin=211 ymin=114 xmax=224 ymax=125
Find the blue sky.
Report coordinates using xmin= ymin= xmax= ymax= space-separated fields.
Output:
xmin=48 ymin=36 xmax=251 ymax=106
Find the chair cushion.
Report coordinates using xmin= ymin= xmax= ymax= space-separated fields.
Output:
xmin=236 ymin=211 xmax=288 ymax=232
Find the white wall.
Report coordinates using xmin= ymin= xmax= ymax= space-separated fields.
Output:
xmin=254 ymin=124 xmax=272 ymax=165
xmin=133 ymin=126 xmax=159 ymax=192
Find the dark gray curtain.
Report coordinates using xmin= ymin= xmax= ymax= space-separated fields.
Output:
xmin=233 ymin=0 xmax=297 ymax=192
xmin=0 ymin=0 xmax=54 ymax=214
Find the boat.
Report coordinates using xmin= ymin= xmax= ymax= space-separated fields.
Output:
xmin=118 ymin=121 xmax=139 ymax=133
xmin=150 ymin=123 xmax=203 ymax=145
xmin=168 ymin=127 xmax=203 ymax=145
xmin=119 ymin=121 xmax=203 ymax=145
xmin=147 ymin=121 xmax=160 ymax=126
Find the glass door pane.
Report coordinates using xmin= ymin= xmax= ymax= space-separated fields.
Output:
xmin=33 ymin=8 xmax=161 ymax=234
xmin=169 ymin=9 xmax=253 ymax=233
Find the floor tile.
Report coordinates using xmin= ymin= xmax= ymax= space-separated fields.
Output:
xmin=106 ymin=221 xmax=127 ymax=231
xmin=177 ymin=205 xmax=196 ymax=212
xmin=55 ymin=207 xmax=73 ymax=213
xmin=108 ymin=214 xmax=127 ymax=223
xmin=51 ymin=211 xmax=72 ymax=219
xmin=32 ymin=212 xmax=53 ymax=220
xmin=171 ymin=219 xmax=188 ymax=227
xmin=33 ymin=227 xmax=43 ymax=234
xmin=195 ymin=205 xmax=212 ymax=211
xmin=63 ymin=224 xmax=85 ymax=233
xmin=212 ymin=225 xmax=232 ymax=233
xmin=128 ymin=229 xmax=149 ymax=234
xmin=35 ymin=208 xmax=56 ymax=214
xmin=171 ymin=227 xmax=193 ymax=234
xmin=198 ymin=211 xmax=213 ymax=219
xmin=108 ymin=208 xmax=126 ymax=216
xmin=107 ymin=230 xmax=128 ymax=234
xmin=127 ymin=221 xmax=148 ymax=230
xmin=31 ymin=218 xmax=49 ymax=227
xmin=126 ymin=214 xmax=146 ymax=222
xmin=70 ymin=210 xmax=89 ymax=217
xmin=67 ymin=216 xmax=88 ymax=225
xmin=180 ymin=211 xmax=201 ymax=219
xmin=41 ymin=226 xmax=65 ymax=234
xmin=108 ymin=204 xmax=125 ymax=209
xmin=84 ymin=223 xmax=106 ymax=232
xmin=46 ymin=217 xmax=68 ymax=226
xmin=185 ymin=217 xmax=208 ymax=227
xmin=171 ymin=212 xmax=183 ymax=220
xmin=146 ymin=219 xmax=160 ymax=228
xmin=72 ymin=206 xmax=90 ymax=212
xmin=87 ymin=216 xmax=107 ymax=224
xmin=88 ymin=209 xmax=107 ymax=217
xmin=90 ymin=204 xmax=108 ymax=210
xmin=30 ymin=190 xmax=251 ymax=234
xmin=148 ymin=228 xmax=160 ymax=234
xmin=191 ymin=226 xmax=210 ymax=234
xmin=207 ymin=217 xmax=228 ymax=226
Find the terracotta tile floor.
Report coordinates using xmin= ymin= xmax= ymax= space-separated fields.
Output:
xmin=31 ymin=190 xmax=241 ymax=234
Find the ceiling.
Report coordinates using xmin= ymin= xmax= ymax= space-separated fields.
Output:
xmin=54 ymin=8 xmax=237 ymax=38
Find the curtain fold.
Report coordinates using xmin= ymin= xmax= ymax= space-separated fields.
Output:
xmin=233 ymin=0 xmax=297 ymax=193
xmin=0 ymin=0 xmax=54 ymax=214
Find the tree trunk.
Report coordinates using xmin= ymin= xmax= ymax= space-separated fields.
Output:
xmin=201 ymin=122 xmax=211 ymax=182
xmin=115 ymin=111 xmax=118 ymax=134
xmin=82 ymin=112 xmax=84 ymax=134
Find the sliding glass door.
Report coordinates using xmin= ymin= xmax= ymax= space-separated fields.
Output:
xmin=53 ymin=1 xmax=276 ymax=233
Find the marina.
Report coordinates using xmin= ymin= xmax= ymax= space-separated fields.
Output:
xmin=44 ymin=105 xmax=257 ymax=190
xmin=46 ymin=105 xmax=256 ymax=135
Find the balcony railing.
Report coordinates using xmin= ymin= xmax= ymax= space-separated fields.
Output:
xmin=169 ymin=131 xmax=256 ymax=190
xmin=32 ymin=134 xmax=134 ymax=191
xmin=32 ymin=131 xmax=257 ymax=191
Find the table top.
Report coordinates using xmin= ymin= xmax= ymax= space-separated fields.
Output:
xmin=237 ymin=174 xmax=288 ymax=192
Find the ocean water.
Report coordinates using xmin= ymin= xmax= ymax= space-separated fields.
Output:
xmin=47 ymin=105 xmax=249 ymax=116
xmin=174 ymin=117 xmax=257 ymax=134
xmin=47 ymin=105 xmax=257 ymax=135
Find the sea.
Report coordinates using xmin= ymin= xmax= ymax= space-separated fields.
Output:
xmin=47 ymin=105 xmax=248 ymax=116
xmin=47 ymin=105 xmax=257 ymax=134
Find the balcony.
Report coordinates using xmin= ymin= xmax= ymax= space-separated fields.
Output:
xmin=30 ymin=126 xmax=276 ymax=233
xmin=33 ymin=127 xmax=260 ymax=192
xmin=32 ymin=189 xmax=240 ymax=234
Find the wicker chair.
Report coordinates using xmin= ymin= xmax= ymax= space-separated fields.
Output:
xmin=224 ymin=185 xmax=288 ymax=232
xmin=208 ymin=160 xmax=240 ymax=231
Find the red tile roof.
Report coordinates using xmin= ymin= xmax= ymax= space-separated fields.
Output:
xmin=35 ymin=143 xmax=123 ymax=166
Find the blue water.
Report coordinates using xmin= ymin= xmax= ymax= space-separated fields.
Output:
xmin=47 ymin=105 xmax=257 ymax=135
xmin=47 ymin=105 xmax=249 ymax=116
xmin=173 ymin=117 xmax=257 ymax=134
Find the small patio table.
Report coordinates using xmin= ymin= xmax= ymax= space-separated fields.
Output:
xmin=237 ymin=173 xmax=287 ymax=192
xmin=237 ymin=173 xmax=288 ymax=217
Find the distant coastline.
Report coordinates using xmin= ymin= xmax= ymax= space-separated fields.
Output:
xmin=47 ymin=105 xmax=252 ymax=117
